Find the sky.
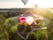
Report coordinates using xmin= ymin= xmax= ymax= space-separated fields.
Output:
xmin=0 ymin=0 xmax=53 ymax=8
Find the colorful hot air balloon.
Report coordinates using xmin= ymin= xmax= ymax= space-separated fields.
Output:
xmin=26 ymin=16 xmax=34 ymax=25
xmin=21 ymin=0 xmax=28 ymax=5
xmin=19 ymin=17 xmax=26 ymax=23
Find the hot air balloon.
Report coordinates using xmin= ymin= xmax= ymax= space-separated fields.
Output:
xmin=26 ymin=16 xmax=34 ymax=25
xmin=21 ymin=0 xmax=28 ymax=5
xmin=19 ymin=16 xmax=26 ymax=23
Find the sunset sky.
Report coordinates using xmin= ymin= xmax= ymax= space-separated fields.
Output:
xmin=0 ymin=0 xmax=53 ymax=8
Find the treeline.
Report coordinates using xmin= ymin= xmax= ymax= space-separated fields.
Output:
xmin=0 ymin=12 xmax=22 ymax=18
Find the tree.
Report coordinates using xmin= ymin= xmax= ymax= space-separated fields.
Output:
xmin=48 ymin=17 xmax=53 ymax=40
xmin=0 ymin=15 xmax=9 ymax=40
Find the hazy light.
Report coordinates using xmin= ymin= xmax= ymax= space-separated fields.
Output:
xmin=33 ymin=14 xmax=44 ymax=20
xmin=38 ymin=16 xmax=44 ymax=20
xmin=48 ymin=9 xmax=53 ymax=13
xmin=36 ymin=0 xmax=53 ymax=8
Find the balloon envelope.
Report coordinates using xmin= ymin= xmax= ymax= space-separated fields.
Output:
xmin=26 ymin=16 xmax=34 ymax=25
xmin=21 ymin=0 xmax=28 ymax=5
xmin=19 ymin=17 xmax=26 ymax=23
